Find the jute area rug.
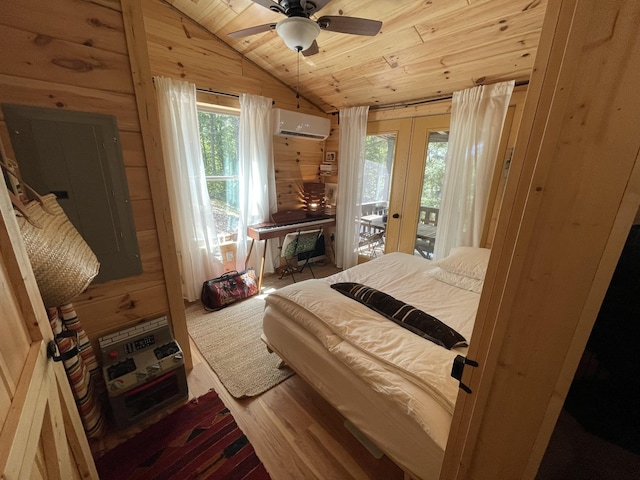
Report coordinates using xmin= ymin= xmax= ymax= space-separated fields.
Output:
xmin=186 ymin=296 xmax=294 ymax=398
xmin=95 ymin=390 xmax=270 ymax=480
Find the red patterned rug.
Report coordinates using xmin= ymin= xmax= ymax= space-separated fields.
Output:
xmin=95 ymin=390 xmax=270 ymax=480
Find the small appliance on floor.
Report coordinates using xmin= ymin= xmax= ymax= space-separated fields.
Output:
xmin=99 ymin=316 xmax=188 ymax=429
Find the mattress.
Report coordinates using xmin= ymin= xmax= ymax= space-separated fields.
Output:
xmin=262 ymin=252 xmax=481 ymax=479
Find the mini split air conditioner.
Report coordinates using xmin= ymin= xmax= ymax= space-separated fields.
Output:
xmin=273 ymin=108 xmax=330 ymax=140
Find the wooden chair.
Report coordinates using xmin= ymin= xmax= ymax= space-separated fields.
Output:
xmin=416 ymin=206 xmax=439 ymax=259
xmin=279 ymin=229 xmax=323 ymax=282
xmin=418 ymin=206 xmax=439 ymax=226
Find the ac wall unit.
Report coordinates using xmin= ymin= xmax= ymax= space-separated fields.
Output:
xmin=273 ymin=108 xmax=330 ymax=140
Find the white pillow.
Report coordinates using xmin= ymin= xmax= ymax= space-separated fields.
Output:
xmin=434 ymin=268 xmax=484 ymax=294
xmin=434 ymin=246 xmax=491 ymax=280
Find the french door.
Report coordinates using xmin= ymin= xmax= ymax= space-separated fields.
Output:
xmin=365 ymin=109 xmax=515 ymax=262
xmin=363 ymin=115 xmax=451 ymax=260
xmin=359 ymin=118 xmax=411 ymax=260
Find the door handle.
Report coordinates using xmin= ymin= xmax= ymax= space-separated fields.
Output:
xmin=392 ymin=213 xmax=400 ymax=219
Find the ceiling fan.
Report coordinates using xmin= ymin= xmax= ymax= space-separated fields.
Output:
xmin=228 ymin=0 xmax=383 ymax=56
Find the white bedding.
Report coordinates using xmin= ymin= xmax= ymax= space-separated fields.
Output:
xmin=266 ymin=252 xmax=479 ymax=413
xmin=262 ymin=252 xmax=482 ymax=478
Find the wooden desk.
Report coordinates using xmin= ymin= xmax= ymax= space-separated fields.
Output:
xmin=247 ymin=216 xmax=336 ymax=291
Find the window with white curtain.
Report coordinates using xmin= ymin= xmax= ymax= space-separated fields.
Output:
xmin=197 ymin=105 xmax=240 ymax=242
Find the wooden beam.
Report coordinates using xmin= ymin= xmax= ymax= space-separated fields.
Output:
xmin=120 ymin=0 xmax=192 ymax=370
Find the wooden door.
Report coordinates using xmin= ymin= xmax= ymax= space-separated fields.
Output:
xmin=441 ymin=0 xmax=640 ymax=478
xmin=368 ymin=111 xmax=514 ymax=260
xmin=362 ymin=118 xmax=412 ymax=260
xmin=364 ymin=116 xmax=451 ymax=257
xmin=398 ymin=115 xmax=450 ymax=255
xmin=0 ymin=170 xmax=98 ymax=478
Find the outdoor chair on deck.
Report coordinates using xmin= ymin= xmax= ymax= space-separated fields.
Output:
xmin=415 ymin=206 xmax=439 ymax=259
xmin=279 ymin=229 xmax=323 ymax=282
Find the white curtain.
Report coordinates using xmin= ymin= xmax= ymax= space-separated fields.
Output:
xmin=154 ymin=76 xmax=223 ymax=301
xmin=237 ymin=93 xmax=277 ymax=273
xmin=336 ymin=106 xmax=369 ymax=269
xmin=433 ymin=81 xmax=514 ymax=260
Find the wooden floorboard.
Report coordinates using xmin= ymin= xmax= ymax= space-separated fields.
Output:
xmin=91 ymin=261 xmax=405 ymax=479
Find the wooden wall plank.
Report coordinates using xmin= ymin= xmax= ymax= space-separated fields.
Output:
xmin=89 ymin=0 xmax=122 ymax=13
xmin=75 ymin=284 xmax=170 ymax=346
xmin=0 ymin=74 xmax=141 ymax=132
xmin=76 ymin=230 xmax=164 ymax=306
xmin=368 ymin=99 xmax=453 ymax=122
xmin=0 ymin=24 xmax=134 ymax=94
xmin=130 ymin=198 xmax=157 ymax=232
xmin=0 ymin=0 xmax=128 ymax=55
xmin=142 ymin=18 xmax=243 ymax=72
xmin=119 ymin=132 xmax=147 ymax=167
xmin=123 ymin=166 xmax=152 ymax=201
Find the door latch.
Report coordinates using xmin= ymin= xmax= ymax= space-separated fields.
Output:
xmin=451 ymin=354 xmax=479 ymax=394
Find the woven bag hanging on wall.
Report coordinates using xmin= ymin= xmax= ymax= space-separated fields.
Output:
xmin=1 ymin=157 xmax=100 ymax=307
xmin=16 ymin=193 xmax=100 ymax=307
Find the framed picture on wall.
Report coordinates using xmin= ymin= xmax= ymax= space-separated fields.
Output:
xmin=326 ymin=151 xmax=336 ymax=162
xmin=325 ymin=183 xmax=338 ymax=205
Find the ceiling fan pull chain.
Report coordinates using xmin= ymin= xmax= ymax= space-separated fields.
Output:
xmin=296 ymin=48 xmax=301 ymax=109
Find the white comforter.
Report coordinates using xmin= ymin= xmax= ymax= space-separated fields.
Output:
xmin=265 ymin=252 xmax=480 ymax=418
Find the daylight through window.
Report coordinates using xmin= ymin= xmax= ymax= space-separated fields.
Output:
xmin=198 ymin=106 xmax=240 ymax=241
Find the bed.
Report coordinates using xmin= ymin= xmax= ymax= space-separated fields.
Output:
xmin=261 ymin=248 xmax=490 ymax=480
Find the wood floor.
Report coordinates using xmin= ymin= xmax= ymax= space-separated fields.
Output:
xmin=91 ymin=261 xmax=405 ymax=480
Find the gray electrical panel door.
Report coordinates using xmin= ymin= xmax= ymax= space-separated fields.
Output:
xmin=2 ymin=104 xmax=142 ymax=284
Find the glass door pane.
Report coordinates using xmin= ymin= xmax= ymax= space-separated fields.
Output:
xmin=415 ymin=131 xmax=448 ymax=259
xmin=391 ymin=114 xmax=449 ymax=256
xmin=359 ymin=118 xmax=412 ymax=262
xmin=359 ymin=132 xmax=395 ymax=260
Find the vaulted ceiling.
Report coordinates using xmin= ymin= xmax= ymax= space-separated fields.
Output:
xmin=164 ymin=0 xmax=548 ymax=113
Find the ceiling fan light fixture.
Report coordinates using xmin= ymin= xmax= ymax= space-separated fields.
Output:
xmin=276 ymin=17 xmax=320 ymax=52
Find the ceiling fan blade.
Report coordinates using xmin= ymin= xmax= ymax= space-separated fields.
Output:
xmin=317 ymin=16 xmax=382 ymax=36
xmin=302 ymin=40 xmax=319 ymax=56
xmin=248 ymin=0 xmax=286 ymax=15
xmin=228 ymin=23 xmax=277 ymax=38
xmin=300 ymin=0 xmax=332 ymax=15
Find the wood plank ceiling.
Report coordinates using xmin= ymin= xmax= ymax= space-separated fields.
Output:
xmin=163 ymin=0 xmax=548 ymax=113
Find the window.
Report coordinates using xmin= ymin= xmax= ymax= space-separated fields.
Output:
xmin=421 ymin=131 xmax=449 ymax=208
xmin=197 ymin=106 xmax=240 ymax=241
xmin=362 ymin=133 xmax=396 ymax=213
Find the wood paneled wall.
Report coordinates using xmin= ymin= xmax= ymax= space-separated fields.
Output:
xmin=0 ymin=0 xmax=186 ymax=360
xmin=141 ymin=0 xmax=331 ymax=211
xmin=0 ymin=0 xmax=522 ymax=364
xmin=0 ymin=0 xmax=332 ymax=367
